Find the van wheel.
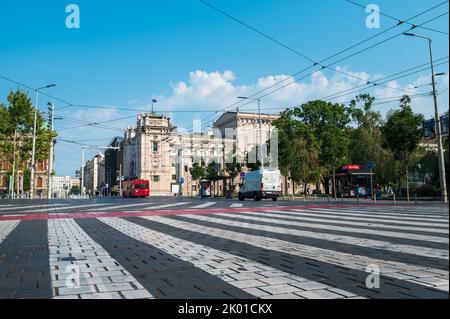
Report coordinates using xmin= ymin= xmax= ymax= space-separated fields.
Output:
xmin=238 ymin=194 xmax=245 ymax=201
xmin=254 ymin=194 xmax=262 ymax=201
xmin=272 ymin=197 xmax=278 ymax=202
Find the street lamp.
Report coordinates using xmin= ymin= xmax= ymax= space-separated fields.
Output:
xmin=237 ymin=96 xmax=264 ymax=169
xmin=30 ymin=84 xmax=56 ymax=199
xmin=403 ymin=33 xmax=448 ymax=203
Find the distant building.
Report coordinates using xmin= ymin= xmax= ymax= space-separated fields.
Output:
xmin=104 ymin=137 xmax=124 ymax=195
xmin=0 ymin=158 xmax=49 ymax=198
xmin=51 ymin=176 xmax=72 ymax=198
xmin=83 ymin=153 xmax=105 ymax=196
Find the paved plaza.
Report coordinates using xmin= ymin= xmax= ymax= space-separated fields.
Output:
xmin=0 ymin=198 xmax=448 ymax=299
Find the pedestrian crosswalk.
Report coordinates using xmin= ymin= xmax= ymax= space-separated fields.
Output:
xmin=0 ymin=204 xmax=448 ymax=299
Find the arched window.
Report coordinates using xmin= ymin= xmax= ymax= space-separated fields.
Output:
xmin=37 ymin=177 xmax=43 ymax=188
xmin=38 ymin=161 xmax=44 ymax=171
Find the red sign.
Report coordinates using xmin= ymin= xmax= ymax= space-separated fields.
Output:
xmin=343 ymin=165 xmax=361 ymax=170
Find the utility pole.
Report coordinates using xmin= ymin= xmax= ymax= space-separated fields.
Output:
xmin=30 ymin=84 xmax=56 ymax=199
xmin=403 ymin=33 xmax=448 ymax=203
xmin=119 ymin=164 xmax=123 ymax=197
xmin=47 ymin=102 xmax=55 ymax=199
xmin=11 ymin=129 xmax=17 ymax=199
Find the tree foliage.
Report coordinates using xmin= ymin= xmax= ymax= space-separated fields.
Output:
xmin=381 ymin=96 xmax=424 ymax=200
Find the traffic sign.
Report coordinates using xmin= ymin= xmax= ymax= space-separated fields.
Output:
xmin=179 ymin=177 xmax=185 ymax=184
xmin=367 ymin=162 xmax=376 ymax=171
xmin=240 ymin=172 xmax=246 ymax=178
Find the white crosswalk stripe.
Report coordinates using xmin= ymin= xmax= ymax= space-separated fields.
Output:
xmin=182 ymin=213 xmax=448 ymax=260
xmin=0 ymin=203 xmax=71 ymax=212
xmin=267 ymin=210 xmax=449 ymax=234
xmin=0 ymin=220 xmax=20 ymax=243
xmin=86 ymin=201 xmax=191 ymax=212
xmin=288 ymin=209 xmax=449 ymax=229
xmin=219 ymin=212 xmax=448 ymax=244
xmin=48 ymin=219 xmax=153 ymax=299
xmin=312 ymin=207 xmax=449 ymax=222
xmin=10 ymin=203 xmax=113 ymax=214
xmin=0 ymin=204 xmax=448 ymax=299
xmin=99 ymin=217 xmax=345 ymax=298
xmin=148 ymin=214 xmax=449 ymax=292
xmin=190 ymin=202 xmax=216 ymax=209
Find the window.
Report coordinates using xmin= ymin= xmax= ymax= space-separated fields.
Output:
xmin=38 ymin=161 xmax=44 ymax=171
xmin=152 ymin=141 xmax=159 ymax=153
xmin=37 ymin=177 xmax=43 ymax=188
xmin=172 ymin=175 xmax=177 ymax=181
xmin=153 ymin=175 xmax=160 ymax=182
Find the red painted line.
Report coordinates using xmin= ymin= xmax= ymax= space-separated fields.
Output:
xmin=0 ymin=203 xmax=429 ymax=222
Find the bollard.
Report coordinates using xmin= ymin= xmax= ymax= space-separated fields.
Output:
xmin=414 ymin=192 xmax=418 ymax=205
xmin=393 ymin=193 xmax=396 ymax=205
xmin=357 ymin=194 xmax=359 ymax=204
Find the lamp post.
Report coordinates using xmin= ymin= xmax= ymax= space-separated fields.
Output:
xmin=237 ymin=97 xmax=264 ymax=169
xmin=403 ymin=33 xmax=448 ymax=203
xmin=30 ymin=84 xmax=56 ymax=199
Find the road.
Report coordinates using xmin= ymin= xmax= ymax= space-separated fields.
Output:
xmin=0 ymin=197 xmax=448 ymax=299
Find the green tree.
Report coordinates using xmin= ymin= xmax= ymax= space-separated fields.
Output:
xmin=245 ymin=146 xmax=261 ymax=171
xmin=189 ymin=163 xmax=206 ymax=186
xmin=382 ymin=96 xmax=424 ymax=201
xmin=206 ymin=160 xmax=218 ymax=179
xmin=273 ymin=109 xmax=321 ymax=197
xmin=69 ymin=185 xmax=80 ymax=195
xmin=349 ymin=94 xmax=385 ymax=164
xmin=292 ymin=100 xmax=353 ymax=198
xmin=0 ymin=90 xmax=56 ymax=173
xmin=224 ymin=144 xmax=242 ymax=194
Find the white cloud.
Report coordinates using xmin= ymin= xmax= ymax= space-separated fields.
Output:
xmin=155 ymin=67 xmax=448 ymax=119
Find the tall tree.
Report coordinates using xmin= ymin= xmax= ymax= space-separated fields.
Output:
xmin=382 ymin=96 xmax=424 ymax=201
xmin=292 ymin=100 xmax=353 ymax=198
xmin=0 ymin=90 xmax=55 ymax=169
xmin=273 ymin=109 xmax=321 ymax=197
xmin=189 ymin=163 xmax=206 ymax=187
xmin=224 ymin=144 xmax=242 ymax=194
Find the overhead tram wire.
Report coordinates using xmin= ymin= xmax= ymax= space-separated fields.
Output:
xmin=188 ymin=0 xmax=449 ymax=128
xmin=212 ymin=11 xmax=449 ymax=112
xmin=197 ymin=57 xmax=449 ymax=130
xmin=344 ymin=0 xmax=449 ymax=36
xmin=199 ymin=0 xmax=448 ymax=101
xmin=1 ymin=3 xmax=447 ymax=133
xmin=1 ymin=2 xmax=446 ymax=123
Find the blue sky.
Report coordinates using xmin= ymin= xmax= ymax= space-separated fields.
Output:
xmin=0 ymin=0 xmax=449 ymax=176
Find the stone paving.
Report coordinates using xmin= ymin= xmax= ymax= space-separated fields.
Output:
xmin=0 ymin=201 xmax=448 ymax=299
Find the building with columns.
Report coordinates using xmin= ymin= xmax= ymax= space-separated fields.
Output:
xmin=88 ymin=110 xmax=323 ymax=197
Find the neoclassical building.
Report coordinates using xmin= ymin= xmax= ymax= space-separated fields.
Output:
xmin=120 ymin=111 xmax=280 ymax=196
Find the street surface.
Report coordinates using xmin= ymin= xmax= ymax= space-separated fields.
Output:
xmin=0 ymin=197 xmax=448 ymax=299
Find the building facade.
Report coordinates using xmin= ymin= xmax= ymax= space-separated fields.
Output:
xmin=51 ymin=176 xmax=73 ymax=198
xmin=0 ymin=158 xmax=49 ymax=198
xmin=83 ymin=153 xmax=105 ymax=196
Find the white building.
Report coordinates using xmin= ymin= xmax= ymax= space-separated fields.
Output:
xmin=51 ymin=176 xmax=75 ymax=198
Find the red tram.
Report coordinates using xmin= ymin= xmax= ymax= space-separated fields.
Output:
xmin=122 ymin=179 xmax=150 ymax=198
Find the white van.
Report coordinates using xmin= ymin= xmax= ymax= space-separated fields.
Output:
xmin=238 ymin=169 xmax=282 ymax=201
